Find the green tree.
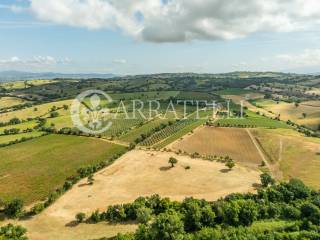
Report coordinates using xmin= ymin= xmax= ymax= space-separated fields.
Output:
xmin=260 ymin=173 xmax=275 ymax=187
xmin=225 ymin=160 xmax=235 ymax=170
xmin=149 ymin=210 xmax=184 ymax=240
xmin=168 ymin=157 xmax=178 ymax=168
xmin=136 ymin=207 xmax=152 ymax=224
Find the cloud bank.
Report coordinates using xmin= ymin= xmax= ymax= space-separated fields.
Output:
xmin=28 ymin=0 xmax=320 ymax=43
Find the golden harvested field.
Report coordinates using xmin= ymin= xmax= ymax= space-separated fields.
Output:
xmin=252 ymin=128 xmax=320 ymax=188
xmin=6 ymin=149 xmax=260 ymax=240
xmin=254 ymin=100 xmax=320 ymax=130
xmin=0 ymin=96 xmax=29 ymax=109
xmin=170 ymin=126 xmax=263 ymax=168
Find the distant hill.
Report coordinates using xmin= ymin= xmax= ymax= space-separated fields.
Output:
xmin=0 ymin=71 xmax=116 ymax=82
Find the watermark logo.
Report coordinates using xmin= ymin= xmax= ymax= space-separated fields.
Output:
xmin=71 ymin=90 xmax=113 ymax=134
xmin=71 ymin=89 xmax=245 ymax=134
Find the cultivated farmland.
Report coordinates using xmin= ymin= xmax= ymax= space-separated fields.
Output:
xmin=170 ymin=126 xmax=263 ymax=168
xmin=0 ymin=134 xmax=126 ymax=204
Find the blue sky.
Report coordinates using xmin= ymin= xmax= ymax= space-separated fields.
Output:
xmin=1 ymin=0 xmax=320 ymax=74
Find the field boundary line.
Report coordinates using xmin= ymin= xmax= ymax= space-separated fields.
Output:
xmin=246 ymin=128 xmax=270 ymax=169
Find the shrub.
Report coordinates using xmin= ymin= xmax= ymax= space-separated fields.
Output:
xmin=31 ymin=203 xmax=45 ymax=215
xmin=75 ymin=212 xmax=86 ymax=223
xmin=4 ymin=199 xmax=24 ymax=219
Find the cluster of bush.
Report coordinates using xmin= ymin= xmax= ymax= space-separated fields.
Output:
xmin=83 ymin=177 xmax=320 ymax=240
xmin=0 ymin=223 xmax=27 ymax=240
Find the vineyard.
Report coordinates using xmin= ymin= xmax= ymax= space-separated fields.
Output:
xmin=140 ymin=119 xmax=199 ymax=147
xmin=154 ymin=119 xmax=206 ymax=149
xmin=119 ymin=118 xmax=170 ymax=143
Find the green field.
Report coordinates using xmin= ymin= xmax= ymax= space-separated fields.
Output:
xmin=176 ymin=91 xmax=220 ymax=101
xmin=0 ymin=131 xmax=45 ymax=145
xmin=0 ymin=134 xmax=126 ymax=204
xmin=110 ymin=91 xmax=179 ymax=101
xmin=215 ymin=111 xmax=290 ymax=128
xmin=213 ymin=88 xmax=255 ymax=95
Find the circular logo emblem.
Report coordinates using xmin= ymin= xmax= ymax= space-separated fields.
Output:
xmin=71 ymin=90 xmax=113 ymax=134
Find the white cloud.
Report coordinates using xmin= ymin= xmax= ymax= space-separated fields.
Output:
xmin=0 ymin=56 xmax=71 ymax=67
xmin=276 ymin=49 xmax=320 ymax=67
xmin=28 ymin=0 xmax=320 ymax=43
xmin=113 ymin=59 xmax=127 ymax=64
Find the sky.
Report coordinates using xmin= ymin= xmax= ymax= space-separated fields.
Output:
xmin=1 ymin=0 xmax=320 ymax=74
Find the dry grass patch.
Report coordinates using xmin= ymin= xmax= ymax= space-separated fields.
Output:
xmin=170 ymin=126 xmax=263 ymax=168
xmin=0 ymin=97 xmax=29 ymax=109
xmin=252 ymin=128 xmax=320 ymax=188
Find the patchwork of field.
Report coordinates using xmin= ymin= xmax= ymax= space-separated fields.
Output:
xmin=170 ymin=126 xmax=263 ymax=168
xmin=0 ymin=99 xmax=72 ymax=122
xmin=252 ymin=99 xmax=320 ymax=130
xmin=0 ymin=134 xmax=126 ymax=204
xmin=9 ymin=149 xmax=260 ymax=240
xmin=0 ymin=79 xmax=58 ymax=90
xmin=252 ymin=128 xmax=320 ymax=188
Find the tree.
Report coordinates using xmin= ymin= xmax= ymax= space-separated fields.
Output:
xmin=136 ymin=207 xmax=152 ymax=224
xmin=260 ymin=173 xmax=275 ymax=187
xmin=4 ymin=199 xmax=24 ymax=219
xmin=182 ymin=198 xmax=203 ymax=231
xmin=225 ymin=160 xmax=235 ymax=170
xmin=50 ymin=111 xmax=59 ymax=118
xmin=168 ymin=157 xmax=178 ymax=168
xmin=75 ymin=212 xmax=86 ymax=223
xmin=238 ymin=200 xmax=258 ymax=226
xmin=149 ymin=210 xmax=185 ymax=240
